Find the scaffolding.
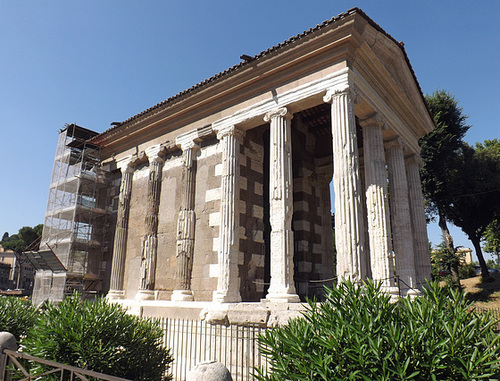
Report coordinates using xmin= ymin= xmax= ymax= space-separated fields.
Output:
xmin=32 ymin=124 xmax=110 ymax=303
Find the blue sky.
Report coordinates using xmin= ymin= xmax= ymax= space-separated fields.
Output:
xmin=1 ymin=1 xmax=499 ymax=259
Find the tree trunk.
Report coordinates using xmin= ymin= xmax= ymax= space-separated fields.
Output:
xmin=438 ymin=211 xmax=460 ymax=287
xmin=469 ymin=233 xmax=491 ymax=281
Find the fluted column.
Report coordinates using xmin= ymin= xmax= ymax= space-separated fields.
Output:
xmin=317 ymin=171 xmax=335 ymax=279
xmin=107 ymin=156 xmax=135 ymax=300
xmin=385 ymin=138 xmax=418 ymax=294
xmin=360 ymin=116 xmax=397 ymax=292
xmin=324 ymin=85 xmax=365 ymax=282
xmin=213 ymin=125 xmax=243 ymax=303
xmin=137 ymin=145 xmax=164 ymax=301
xmin=405 ymin=154 xmax=432 ymax=287
xmin=264 ymin=107 xmax=300 ymax=303
xmin=172 ymin=136 xmax=199 ymax=302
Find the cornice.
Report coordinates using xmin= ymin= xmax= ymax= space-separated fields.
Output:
xmin=90 ymin=13 xmax=360 ymax=148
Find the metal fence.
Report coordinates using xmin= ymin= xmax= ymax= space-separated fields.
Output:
xmin=158 ymin=318 xmax=269 ymax=381
xmin=2 ymin=349 xmax=131 ymax=381
xmin=473 ymin=307 xmax=500 ymax=330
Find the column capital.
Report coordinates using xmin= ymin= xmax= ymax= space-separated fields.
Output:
xmin=145 ymin=145 xmax=164 ymax=164
xmin=213 ymin=125 xmax=244 ymax=141
xmin=405 ymin=153 xmax=424 ymax=167
xmin=176 ymin=130 xmax=201 ymax=151
xmin=264 ymin=107 xmax=293 ymax=122
xmin=359 ymin=113 xmax=387 ymax=130
xmin=116 ymin=155 xmax=136 ymax=173
xmin=384 ymin=137 xmax=404 ymax=150
xmin=323 ymin=83 xmax=359 ymax=104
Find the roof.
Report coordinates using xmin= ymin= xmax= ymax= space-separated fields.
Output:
xmin=91 ymin=7 xmax=428 ymax=144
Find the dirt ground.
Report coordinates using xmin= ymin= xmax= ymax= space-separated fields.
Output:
xmin=462 ymin=274 xmax=500 ymax=309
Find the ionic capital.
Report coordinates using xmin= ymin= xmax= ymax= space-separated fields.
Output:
xmin=359 ymin=113 xmax=387 ymax=130
xmin=264 ymin=107 xmax=293 ymax=123
xmin=116 ymin=155 xmax=136 ymax=173
xmin=405 ymin=153 xmax=424 ymax=167
xmin=323 ymin=82 xmax=359 ymax=104
xmin=145 ymin=145 xmax=164 ymax=164
xmin=213 ymin=125 xmax=244 ymax=141
xmin=176 ymin=130 xmax=201 ymax=151
xmin=384 ymin=137 xmax=404 ymax=150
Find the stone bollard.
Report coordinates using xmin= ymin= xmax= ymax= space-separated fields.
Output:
xmin=186 ymin=360 xmax=233 ymax=381
xmin=0 ymin=332 xmax=17 ymax=381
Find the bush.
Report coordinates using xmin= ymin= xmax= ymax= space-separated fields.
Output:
xmin=256 ymin=280 xmax=500 ymax=380
xmin=23 ymin=295 xmax=172 ymax=380
xmin=459 ymin=262 xmax=477 ymax=279
xmin=0 ymin=296 xmax=38 ymax=340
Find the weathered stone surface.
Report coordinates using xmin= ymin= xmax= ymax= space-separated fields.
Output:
xmin=324 ymin=83 xmax=366 ymax=282
xmin=212 ymin=126 xmax=243 ymax=303
xmin=0 ymin=331 xmax=17 ymax=375
xmin=186 ymin=361 xmax=232 ymax=381
xmin=386 ymin=138 xmax=418 ymax=293
xmin=360 ymin=115 xmax=396 ymax=292
xmin=264 ymin=108 xmax=299 ymax=303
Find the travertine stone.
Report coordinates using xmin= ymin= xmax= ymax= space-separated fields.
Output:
xmin=385 ymin=138 xmax=418 ymax=293
xmin=187 ymin=361 xmax=233 ymax=381
xmin=405 ymin=154 xmax=432 ymax=286
xmin=324 ymin=83 xmax=365 ymax=282
xmin=360 ymin=116 xmax=396 ymax=291
xmin=137 ymin=145 xmax=164 ymax=300
xmin=264 ymin=107 xmax=300 ymax=303
xmin=108 ymin=156 xmax=135 ymax=299
xmin=172 ymin=136 xmax=199 ymax=302
xmin=358 ymin=158 xmax=372 ymax=279
xmin=212 ymin=125 xmax=243 ymax=303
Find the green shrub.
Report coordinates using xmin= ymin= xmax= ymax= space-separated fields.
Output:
xmin=0 ymin=296 xmax=38 ymax=340
xmin=459 ymin=262 xmax=477 ymax=279
xmin=256 ymin=280 xmax=500 ymax=381
xmin=23 ymin=295 xmax=172 ymax=380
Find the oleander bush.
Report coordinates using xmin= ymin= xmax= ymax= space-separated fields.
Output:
xmin=23 ymin=294 xmax=172 ymax=380
xmin=256 ymin=280 xmax=500 ymax=381
xmin=0 ymin=296 xmax=38 ymax=340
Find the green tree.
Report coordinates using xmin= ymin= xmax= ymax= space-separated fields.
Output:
xmin=443 ymin=142 xmax=500 ymax=279
xmin=484 ymin=219 xmax=500 ymax=264
xmin=1 ymin=225 xmax=42 ymax=253
xmin=420 ymin=90 xmax=470 ymax=285
xmin=1 ymin=224 xmax=43 ymax=288
xmin=479 ymin=141 xmax=500 ymax=263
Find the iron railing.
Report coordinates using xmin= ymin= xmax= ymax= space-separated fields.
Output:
xmin=158 ymin=318 xmax=269 ymax=381
xmin=1 ymin=349 xmax=131 ymax=381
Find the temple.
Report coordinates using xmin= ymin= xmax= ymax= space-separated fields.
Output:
xmin=32 ymin=8 xmax=433 ymax=312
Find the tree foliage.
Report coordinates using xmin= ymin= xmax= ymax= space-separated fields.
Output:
xmin=442 ymin=141 xmax=500 ymax=279
xmin=484 ymin=218 xmax=500 ymax=258
xmin=420 ymin=90 xmax=470 ymax=285
xmin=256 ymin=281 xmax=500 ymax=381
xmin=1 ymin=224 xmax=43 ymax=253
xmin=420 ymin=91 xmax=500 ymax=281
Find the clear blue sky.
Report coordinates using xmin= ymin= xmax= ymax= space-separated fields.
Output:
xmin=1 ymin=1 xmax=499 ymax=259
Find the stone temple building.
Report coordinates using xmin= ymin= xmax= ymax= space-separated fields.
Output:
xmin=31 ymin=8 xmax=433 ymax=312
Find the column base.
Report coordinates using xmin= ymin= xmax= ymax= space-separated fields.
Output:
xmin=405 ymin=288 xmax=421 ymax=298
xmin=212 ymin=290 xmax=242 ymax=303
xmin=265 ymin=292 xmax=301 ymax=303
xmin=171 ymin=289 xmax=194 ymax=302
xmin=106 ymin=290 xmax=125 ymax=300
xmin=135 ymin=289 xmax=156 ymax=301
xmin=382 ymin=286 xmax=401 ymax=299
